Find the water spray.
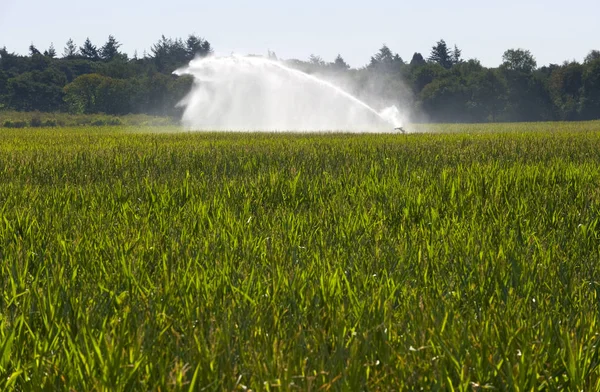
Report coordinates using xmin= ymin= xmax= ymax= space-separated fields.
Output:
xmin=175 ymin=55 xmax=406 ymax=132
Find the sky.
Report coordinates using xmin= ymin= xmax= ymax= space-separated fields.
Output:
xmin=0 ymin=0 xmax=598 ymax=68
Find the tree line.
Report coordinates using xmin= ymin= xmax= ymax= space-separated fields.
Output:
xmin=0 ymin=35 xmax=210 ymax=117
xmin=1 ymin=35 xmax=599 ymax=122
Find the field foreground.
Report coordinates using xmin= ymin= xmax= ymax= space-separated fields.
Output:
xmin=1 ymin=123 xmax=600 ymax=390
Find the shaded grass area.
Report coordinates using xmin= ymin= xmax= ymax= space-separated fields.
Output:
xmin=1 ymin=125 xmax=600 ymax=390
xmin=0 ymin=111 xmax=177 ymax=128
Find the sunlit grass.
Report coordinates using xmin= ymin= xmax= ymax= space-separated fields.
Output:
xmin=1 ymin=123 xmax=600 ymax=390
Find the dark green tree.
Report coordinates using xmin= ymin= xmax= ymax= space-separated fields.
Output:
xmin=579 ymin=58 xmax=600 ymax=119
xmin=151 ymin=35 xmax=188 ymax=72
xmin=411 ymin=63 xmax=445 ymax=93
xmin=548 ymin=62 xmax=583 ymax=120
xmin=419 ymin=76 xmax=468 ymax=121
xmin=63 ymin=73 xmax=105 ymax=113
xmin=185 ymin=34 xmax=211 ymax=60
xmin=169 ymin=37 xmax=188 ymax=66
xmin=469 ymin=69 xmax=507 ymax=122
xmin=0 ymin=68 xmax=8 ymax=106
xmin=501 ymin=49 xmax=537 ymax=73
xmin=100 ymin=35 xmax=123 ymax=61
xmin=500 ymin=69 xmax=552 ymax=121
xmin=30 ymin=52 xmax=51 ymax=72
xmin=80 ymin=38 xmax=99 ymax=61
xmin=429 ymin=40 xmax=453 ymax=69
xmin=7 ymin=68 xmax=66 ymax=111
xmin=584 ymin=50 xmax=600 ymax=64
xmin=409 ymin=52 xmax=426 ymax=66
xmin=29 ymin=44 xmax=41 ymax=56
xmin=95 ymin=77 xmax=134 ymax=114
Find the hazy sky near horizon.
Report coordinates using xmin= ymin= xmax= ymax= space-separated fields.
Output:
xmin=1 ymin=0 xmax=598 ymax=68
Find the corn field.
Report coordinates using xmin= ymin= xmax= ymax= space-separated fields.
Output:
xmin=1 ymin=123 xmax=600 ymax=390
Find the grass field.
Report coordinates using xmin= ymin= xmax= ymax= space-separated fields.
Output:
xmin=1 ymin=122 xmax=600 ymax=390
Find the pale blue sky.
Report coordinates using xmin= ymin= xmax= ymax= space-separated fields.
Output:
xmin=0 ymin=0 xmax=598 ymax=67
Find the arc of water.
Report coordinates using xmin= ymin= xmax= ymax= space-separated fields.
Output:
xmin=175 ymin=54 xmax=404 ymax=131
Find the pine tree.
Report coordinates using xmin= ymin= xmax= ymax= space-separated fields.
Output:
xmin=63 ymin=38 xmax=77 ymax=58
xmin=29 ymin=43 xmax=41 ymax=56
xmin=332 ymin=54 xmax=350 ymax=70
xmin=80 ymin=37 xmax=99 ymax=60
xmin=44 ymin=43 xmax=56 ymax=58
xmin=370 ymin=45 xmax=394 ymax=67
xmin=429 ymin=40 xmax=452 ymax=69
xmin=451 ymin=45 xmax=463 ymax=65
xmin=100 ymin=35 xmax=122 ymax=61
xmin=151 ymin=35 xmax=189 ymax=72
xmin=584 ymin=50 xmax=600 ymax=64
xmin=185 ymin=34 xmax=211 ymax=60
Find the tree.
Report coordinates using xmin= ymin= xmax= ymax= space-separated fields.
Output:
xmin=429 ymin=40 xmax=452 ymax=69
xmin=548 ymin=62 xmax=583 ymax=120
xmin=409 ymin=52 xmax=426 ymax=67
xmin=151 ymin=35 xmax=170 ymax=59
xmin=151 ymin=35 xmax=189 ymax=72
xmin=44 ymin=43 xmax=56 ymax=58
xmin=369 ymin=45 xmax=403 ymax=72
xmin=29 ymin=44 xmax=41 ymax=56
xmin=309 ymin=54 xmax=325 ymax=66
xmin=0 ymin=47 xmax=29 ymax=76
xmin=500 ymin=66 xmax=552 ymax=121
xmin=0 ymin=46 xmax=9 ymax=60
xmin=95 ymin=77 xmax=134 ymax=114
xmin=579 ymin=58 xmax=600 ymax=119
xmin=63 ymin=73 xmax=105 ymax=113
xmin=419 ymin=76 xmax=468 ymax=121
xmin=451 ymin=45 xmax=462 ymax=65
xmin=371 ymin=45 xmax=393 ymax=64
xmin=79 ymin=38 xmax=99 ymax=61
xmin=332 ymin=54 xmax=349 ymax=70
xmin=7 ymin=68 xmax=66 ymax=111
xmin=371 ymin=45 xmax=399 ymax=66
xmin=63 ymin=39 xmax=77 ymax=58
xmin=411 ymin=63 xmax=445 ymax=93
xmin=0 ymin=68 xmax=7 ymax=102
xmin=456 ymin=59 xmax=483 ymax=74
xmin=185 ymin=34 xmax=211 ymax=60
xmin=30 ymin=52 xmax=51 ymax=72
xmin=469 ymin=69 xmax=507 ymax=122
xmin=584 ymin=50 xmax=600 ymax=64
xmin=100 ymin=35 xmax=122 ymax=61
xmin=501 ymin=49 xmax=537 ymax=73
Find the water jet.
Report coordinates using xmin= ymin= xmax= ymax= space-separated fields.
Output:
xmin=175 ymin=55 xmax=406 ymax=132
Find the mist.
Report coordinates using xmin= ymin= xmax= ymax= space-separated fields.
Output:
xmin=174 ymin=55 xmax=410 ymax=132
